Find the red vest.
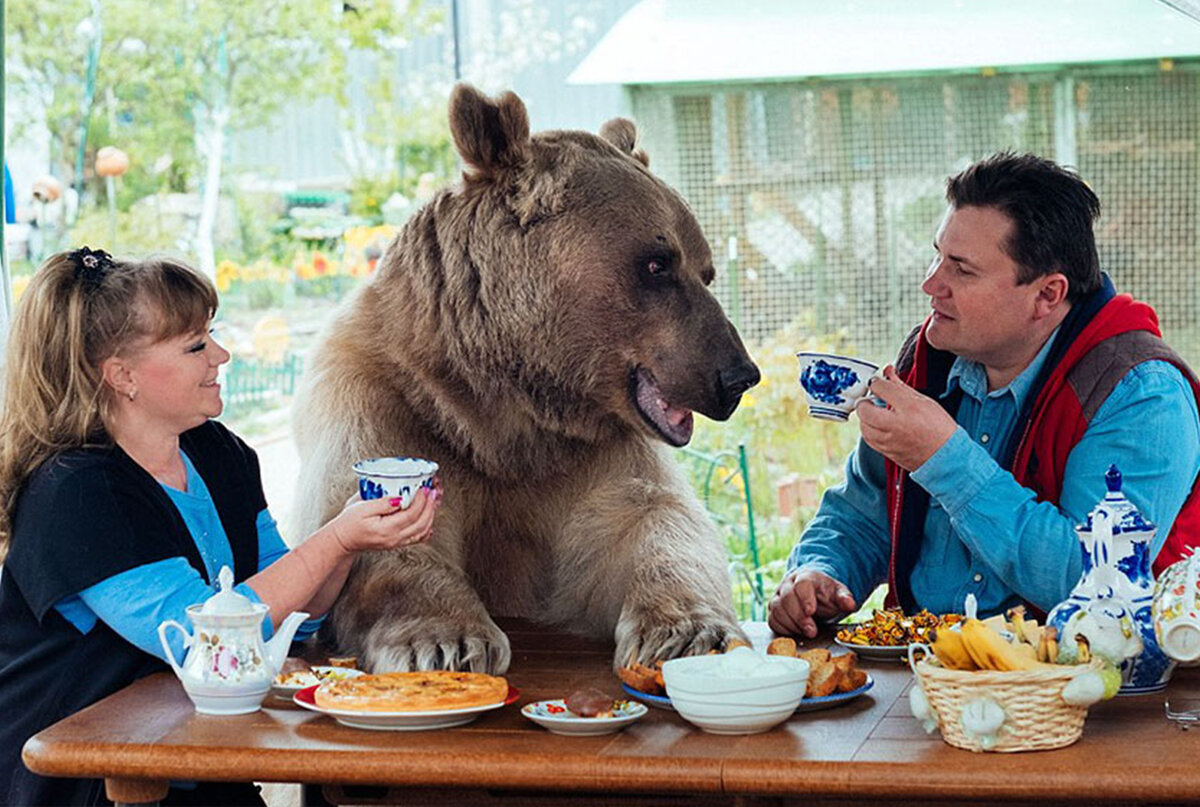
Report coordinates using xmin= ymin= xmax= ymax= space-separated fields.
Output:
xmin=884 ymin=295 xmax=1200 ymax=610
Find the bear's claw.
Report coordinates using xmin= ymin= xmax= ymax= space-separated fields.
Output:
xmin=362 ymin=620 xmax=512 ymax=675
xmin=615 ymin=611 xmax=748 ymax=670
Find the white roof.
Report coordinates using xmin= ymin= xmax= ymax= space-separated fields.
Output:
xmin=569 ymin=0 xmax=1200 ymax=85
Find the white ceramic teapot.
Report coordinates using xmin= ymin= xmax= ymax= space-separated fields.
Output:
xmin=1047 ymin=464 xmax=1172 ymax=694
xmin=157 ymin=566 xmax=309 ymax=715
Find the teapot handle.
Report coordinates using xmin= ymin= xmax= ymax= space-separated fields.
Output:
xmin=157 ymin=620 xmax=192 ymax=678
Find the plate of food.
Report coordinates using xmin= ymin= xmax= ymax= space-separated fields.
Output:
xmin=762 ymin=639 xmax=875 ymax=712
xmin=294 ymin=670 xmax=518 ymax=730
xmin=619 ymin=682 xmax=673 ymax=710
xmin=795 ymin=673 xmax=874 ymax=712
xmin=834 ymin=608 xmax=962 ymax=661
xmin=270 ymin=663 xmax=364 ymax=700
xmin=618 ymin=660 xmax=674 ymax=710
xmin=522 ymin=688 xmax=648 ymax=736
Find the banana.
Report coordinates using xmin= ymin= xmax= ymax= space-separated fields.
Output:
xmin=1076 ymin=634 xmax=1092 ymax=664
xmin=1007 ymin=605 xmax=1042 ymax=646
xmin=960 ymin=619 xmax=1057 ymax=672
xmin=1037 ymin=625 xmax=1059 ymax=664
xmin=929 ymin=626 xmax=979 ymax=671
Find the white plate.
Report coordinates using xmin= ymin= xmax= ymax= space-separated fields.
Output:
xmin=293 ymin=684 xmax=518 ymax=730
xmin=521 ymin=699 xmax=648 ymax=736
xmin=794 ymin=673 xmax=874 ymax=712
xmin=269 ymin=666 xmax=364 ymax=700
xmin=832 ymin=638 xmax=913 ymax=661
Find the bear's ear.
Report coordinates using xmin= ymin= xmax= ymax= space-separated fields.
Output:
xmin=449 ymin=83 xmax=530 ymax=179
xmin=600 ymin=117 xmax=650 ymax=167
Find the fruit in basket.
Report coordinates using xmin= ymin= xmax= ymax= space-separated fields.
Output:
xmin=958 ymin=619 xmax=1059 ymax=672
xmin=928 ymin=626 xmax=978 ymax=671
xmin=1007 ymin=605 xmax=1042 ymax=646
xmin=1036 ymin=626 xmax=1059 ymax=664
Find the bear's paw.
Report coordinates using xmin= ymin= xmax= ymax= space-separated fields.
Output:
xmin=362 ymin=617 xmax=512 ymax=675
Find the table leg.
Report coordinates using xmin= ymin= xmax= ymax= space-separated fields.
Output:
xmin=105 ymin=777 xmax=168 ymax=805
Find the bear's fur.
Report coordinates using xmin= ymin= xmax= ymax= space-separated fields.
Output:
xmin=291 ymin=85 xmax=761 ymax=674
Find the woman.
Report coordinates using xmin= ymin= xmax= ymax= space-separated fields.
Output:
xmin=0 ymin=248 xmax=440 ymax=806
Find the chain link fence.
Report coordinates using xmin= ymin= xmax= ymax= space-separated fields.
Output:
xmin=631 ymin=63 xmax=1200 ymax=367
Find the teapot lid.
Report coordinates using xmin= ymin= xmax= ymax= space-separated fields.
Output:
xmin=1080 ymin=464 xmax=1155 ymax=534
xmin=199 ymin=566 xmax=255 ymax=615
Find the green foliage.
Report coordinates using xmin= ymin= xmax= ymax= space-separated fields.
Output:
xmin=348 ymin=175 xmax=396 ymax=220
xmin=680 ymin=317 xmax=869 ymax=615
xmin=69 ymin=204 xmax=186 ymax=256
xmin=7 ymin=1 xmax=444 ymax=202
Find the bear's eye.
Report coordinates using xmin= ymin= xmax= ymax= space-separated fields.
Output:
xmin=640 ymin=253 xmax=674 ymax=281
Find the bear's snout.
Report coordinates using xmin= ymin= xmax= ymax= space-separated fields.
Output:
xmin=715 ymin=360 xmax=761 ymax=418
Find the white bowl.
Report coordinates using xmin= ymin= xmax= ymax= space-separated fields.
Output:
xmin=661 ymin=648 xmax=810 ymax=735
xmin=795 ymin=352 xmax=880 ymax=421
xmin=352 ymin=457 xmax=438 ymax=508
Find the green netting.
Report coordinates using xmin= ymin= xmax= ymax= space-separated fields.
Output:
xmin=631 ymin=62 xmax=1200 ymax=367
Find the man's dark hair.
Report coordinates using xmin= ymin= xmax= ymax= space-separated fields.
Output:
xmin=946 ymin=152 xmax=1102 ymax=303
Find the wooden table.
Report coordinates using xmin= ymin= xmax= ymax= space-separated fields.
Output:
xmin=22 ymin=620 xmax=1200 ymax=806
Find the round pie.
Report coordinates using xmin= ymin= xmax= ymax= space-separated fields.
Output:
xmin=313 ymin=670 xmax=508 ymax=712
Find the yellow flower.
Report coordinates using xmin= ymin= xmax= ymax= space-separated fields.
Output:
xmin=215 ymin=259 xmax=239 ymax=293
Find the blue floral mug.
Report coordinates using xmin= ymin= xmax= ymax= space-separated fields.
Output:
xmin=796 ymin=352 xmax=880 ymax=421
xmin=352 ymin=456 xmax=439 ymax=508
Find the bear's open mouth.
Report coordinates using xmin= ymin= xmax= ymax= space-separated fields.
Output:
xmin=631 ymin=367 xmax=694 ymax=447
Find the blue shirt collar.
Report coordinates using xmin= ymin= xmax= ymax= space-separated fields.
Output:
xmin=942 ymin=326 xmax=1062 ymax=407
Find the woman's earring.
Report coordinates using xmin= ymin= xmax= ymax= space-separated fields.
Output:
xmin=127 ymin=388 xmax=137 ymax=402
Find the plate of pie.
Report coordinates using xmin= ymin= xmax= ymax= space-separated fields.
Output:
xmin=294 ymin=670 xmax=518 ymax=730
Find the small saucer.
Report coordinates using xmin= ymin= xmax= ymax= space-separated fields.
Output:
xmin=269 ymin=666 xmax=364 ymax=701
xmin=521 ymin=699 xmax=648 ymax=736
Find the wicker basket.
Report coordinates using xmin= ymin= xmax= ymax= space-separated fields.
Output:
xmin=910 ymin=651 xmax=1103 ymax=753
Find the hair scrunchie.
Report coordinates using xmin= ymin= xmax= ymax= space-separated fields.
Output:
xmin=70 ymin=246 xmax=114 ymax=292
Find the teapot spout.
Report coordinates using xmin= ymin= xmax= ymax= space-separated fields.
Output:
xmin=265 ymin=610 xmax=311 ymax=674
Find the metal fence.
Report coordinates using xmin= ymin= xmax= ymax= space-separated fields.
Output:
xmin=630 ymin=62 xmax=1200 ymax=367
xmin=222 ymin=354 xmax=304 ymax=417
xmin=678 ymin=444 xmax=766 ymax=621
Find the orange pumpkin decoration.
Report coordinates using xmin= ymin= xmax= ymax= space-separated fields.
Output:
xmin=95 ymin=146 xmax=130 ymax=178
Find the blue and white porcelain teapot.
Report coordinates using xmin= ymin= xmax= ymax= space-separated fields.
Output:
xmin=1047 ymin=465 xmax=1173 ymax=694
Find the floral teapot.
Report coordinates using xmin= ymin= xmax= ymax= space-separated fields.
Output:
xmin=1047 ymin=465 xmax=1173 ymax=694
xmin=157 ymin=566 xmax=309 ymax=714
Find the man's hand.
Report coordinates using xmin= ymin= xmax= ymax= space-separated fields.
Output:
xmin=768 ymin=568 xmax=857 ymax=638
xmin=856 ymin=365 xmax=957 ymax=472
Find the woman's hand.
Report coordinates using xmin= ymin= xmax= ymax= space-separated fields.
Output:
xmin=328 ymin=488 xmax=440 ymax=554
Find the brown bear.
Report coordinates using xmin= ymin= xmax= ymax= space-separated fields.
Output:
xmin=290 ymin=84 xmax=761 ymax=674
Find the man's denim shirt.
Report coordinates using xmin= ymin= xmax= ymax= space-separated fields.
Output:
xmin=789 ymin=333 xmax=1200 ymax=616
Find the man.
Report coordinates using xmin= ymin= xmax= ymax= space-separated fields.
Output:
xmin=769 ymin=152 xmax=1200 ymax=638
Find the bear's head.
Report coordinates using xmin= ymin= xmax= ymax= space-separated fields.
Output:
xmin=419 ymin=85 xmax=759 ymax=449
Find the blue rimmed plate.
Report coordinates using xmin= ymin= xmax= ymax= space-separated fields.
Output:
xmin=794 ymin=673 xmax=874 ymax=712
xmin=620 ymin=683 xmax=673 ymax=710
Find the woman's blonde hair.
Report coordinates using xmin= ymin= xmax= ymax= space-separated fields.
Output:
xmin=0 ymin=249 xmax=218 ymax=559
